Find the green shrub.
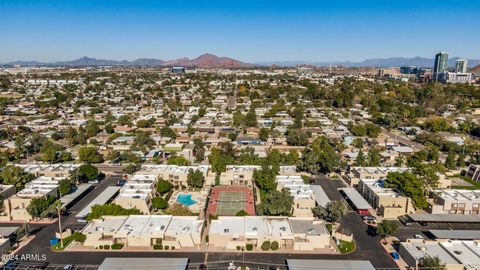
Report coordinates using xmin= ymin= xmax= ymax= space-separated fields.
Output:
xmin=111 ymin=244 xmax=123 ymax=250
xmin=246 ymin=243 xmax=253 ymax=251
xmin=236 ymin=246 xmax=241 ymax=250
xmin=205 ymin=235 xmax=209 ymax=243
xmin=153 ymin=244 xmax=163 ymax=250
xmin=103 ymin=245 xmax=110 ymax=250
xmin=155 ymin=238 xmax=162 ymax=244
xmin=271 ymin=241 xmax=279 ymax=250
xmin=236 ymin=210 xmax=248 ymax=216
xmin=261 ymin=241 xmax=271 ymax=251
xmin=171 ymin=246 xmax=175 ymax=250
xmin=71 ymin=232 xmax=87 ymax=243
xmin=165 ymin=245 xmax=170 ymax=250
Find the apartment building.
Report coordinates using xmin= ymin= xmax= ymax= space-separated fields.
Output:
xmin=346 ymin=167 xmax=409 ymax=187
xmin=357 ymin=179 xmax=414 ymax=219
xmin=276 ymin=175 xmax=331 ymax=217
xmin=220 ymin=165 xmax=299 ymax=187
xmin=82 ymin=215 xmax=203 ymax=249
xmin=139 ymin=165 xmax=213 ymax=186
xmin=467 ymin=165 xmax=480 ymax=182
xmin=15 ymin=164 xmax=80 ymax=178
xmin=400 ymin=239 xmax=480 ymax=270
xmin=219 ymin=165 xmax=260 ymax=187
xmin=114 ymin=174 xmax=157 ymax=214
xmin=429 ymin=190 xmax=480 ymax=215
xmin=208 ymin=216 xmax=331 ymax=251
xmin=1 ymin=176 xmax=63 ymax=221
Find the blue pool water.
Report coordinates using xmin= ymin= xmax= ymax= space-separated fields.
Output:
xmin=176 ymin=194 xmax=197 ymax=206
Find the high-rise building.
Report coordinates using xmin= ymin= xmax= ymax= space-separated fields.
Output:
xmin=433 ymin=51 xmax=448 ymax=74
xmin=455 ymin=59 xmax=468 ymax=73
xmin=400 ymin=66 xmax=418 ymax=74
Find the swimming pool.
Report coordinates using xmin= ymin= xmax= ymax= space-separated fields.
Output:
xmin=176 ymin=194 xmax=197 ymax=206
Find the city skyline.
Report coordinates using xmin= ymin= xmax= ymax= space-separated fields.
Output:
xmin=1 ymin=0 xmax=479 ymax=63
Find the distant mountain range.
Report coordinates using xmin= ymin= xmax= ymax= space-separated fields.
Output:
xmin=3 ymin=54 xmax=480 ymax=68
xmin=256 ymin=57 xmax=480 ymax=68
xmin=4 ymin=53 xmax=253 ymax=68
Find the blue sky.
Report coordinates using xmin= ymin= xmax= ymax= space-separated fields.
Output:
xmin=1 ymin=0 xmax=479 ymax=63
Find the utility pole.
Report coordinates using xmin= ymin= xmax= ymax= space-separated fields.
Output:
xmin=57 ymin=203 xmax=64 ymax=249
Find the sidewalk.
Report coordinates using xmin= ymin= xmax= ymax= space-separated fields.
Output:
xmin=380 ymin=236 xmax=408 ymax=269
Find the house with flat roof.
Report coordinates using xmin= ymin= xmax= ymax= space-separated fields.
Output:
xmin=208 ymin=216 xmax=331 ymax=251
xmin=357 ymin=179 xmax=414 ymax=219
xmin=82 ymin=215 xmax=203 ymax=249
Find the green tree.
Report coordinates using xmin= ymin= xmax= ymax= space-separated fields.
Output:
xmin=365 ymin=123 xmax=381 ymax=138
xmin=286 ymin=129 xmax=309 ymax=146
xmin=156 ymin=179 xmax=173 ymax=194
xmin=27 ymin=196 xmax=58 ymax=219
xmin=385 ymin=172 xmax=427 ymax=209
xmin=312 ymin=200 xmax=349 ymax=223
xmin=78 ymin=147 xmax=104 ymax=163
xmin=123 ymin=163 xmax=140 ymax=174
xmin=244 ymin=107 xmax=257 ymax=127
xmin=350 ymin=125 xmax=366 ymax=136
xmin=160 ymin=127 xmax=176 ymax=139
xmin=131 ymin=131 xmax=155 ymax=151
xmin=193 ymin=138 xmax=205 ymax=162
xmin=165 ymin=203 xmax=194 ymax=216
xmin=376 ymin=220 xmax=399 ymax=238
xmin=257 ymin=189 xmax=293 ymax=216
xmin=167 ymin=156 xmax=191 ymax=166
xmin=366 ymin=148 xmax=382 ymax=166
xmin=253 ymin=165 xmax=278 ymax=192
xmin=85 ymin=120 xmax=99 ymax=138
xmin=445 ymin=151 xmax=456 ymax=169
xmin=299 ymin=137 xmax=340 ymax=173
xmin=0 ymin=165 xmax=35 ymax=191
xmin=419 ymin=256 xmax=446 ymax=270
xmin=76 ymin=164 xmax=100 ymax=182
xmin=152 ymin=197 xmax=168 ymax=210
xmin=58 ymin=179 xmax=74 ymax=196
xmin=259 ymin=128 xmax=269 ymax=142
xmin=187 ymin=169 xmax=204 ymax=188
xmin=355 ymin=150 xmax=366 ymax=166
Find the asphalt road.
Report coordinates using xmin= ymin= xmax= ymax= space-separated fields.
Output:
xmin=314 ymin=174 xmax=398 ymax=269
xmin=6 ymin=174 xmax=401 ymax=269
xmin=13 ymin=175 xmax=121 ymax=264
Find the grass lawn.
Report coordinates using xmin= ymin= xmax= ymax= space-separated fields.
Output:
xmin=326 ymin=223 xmax=333 ymax=234
xmin=451 ymin=175 xmax=480 ymax=190
xmin=51 ymin=235 xmax=75 ymax=251
xmin=338 ymin=240 xmax=356 ymax=254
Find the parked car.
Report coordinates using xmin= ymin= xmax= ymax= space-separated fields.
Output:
xmin=63 ymin=265 xmax=73 ymax=270
xmin=88 ymin=179 xmax=99 ymax=184
xmin=414 ymin=234 xmax=424 ymax=239
xmin=399 ymin=215 xmax=412 ymax=226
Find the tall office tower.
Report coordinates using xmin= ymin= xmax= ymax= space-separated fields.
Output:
xmin=433 ymin=51 xmax=449 ymax=74
xmin=455 ymin=59 xmax=468 ymax=73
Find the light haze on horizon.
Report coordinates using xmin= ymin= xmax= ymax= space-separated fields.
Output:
xmin=1 ymin=0 xmax=479 ymax=63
